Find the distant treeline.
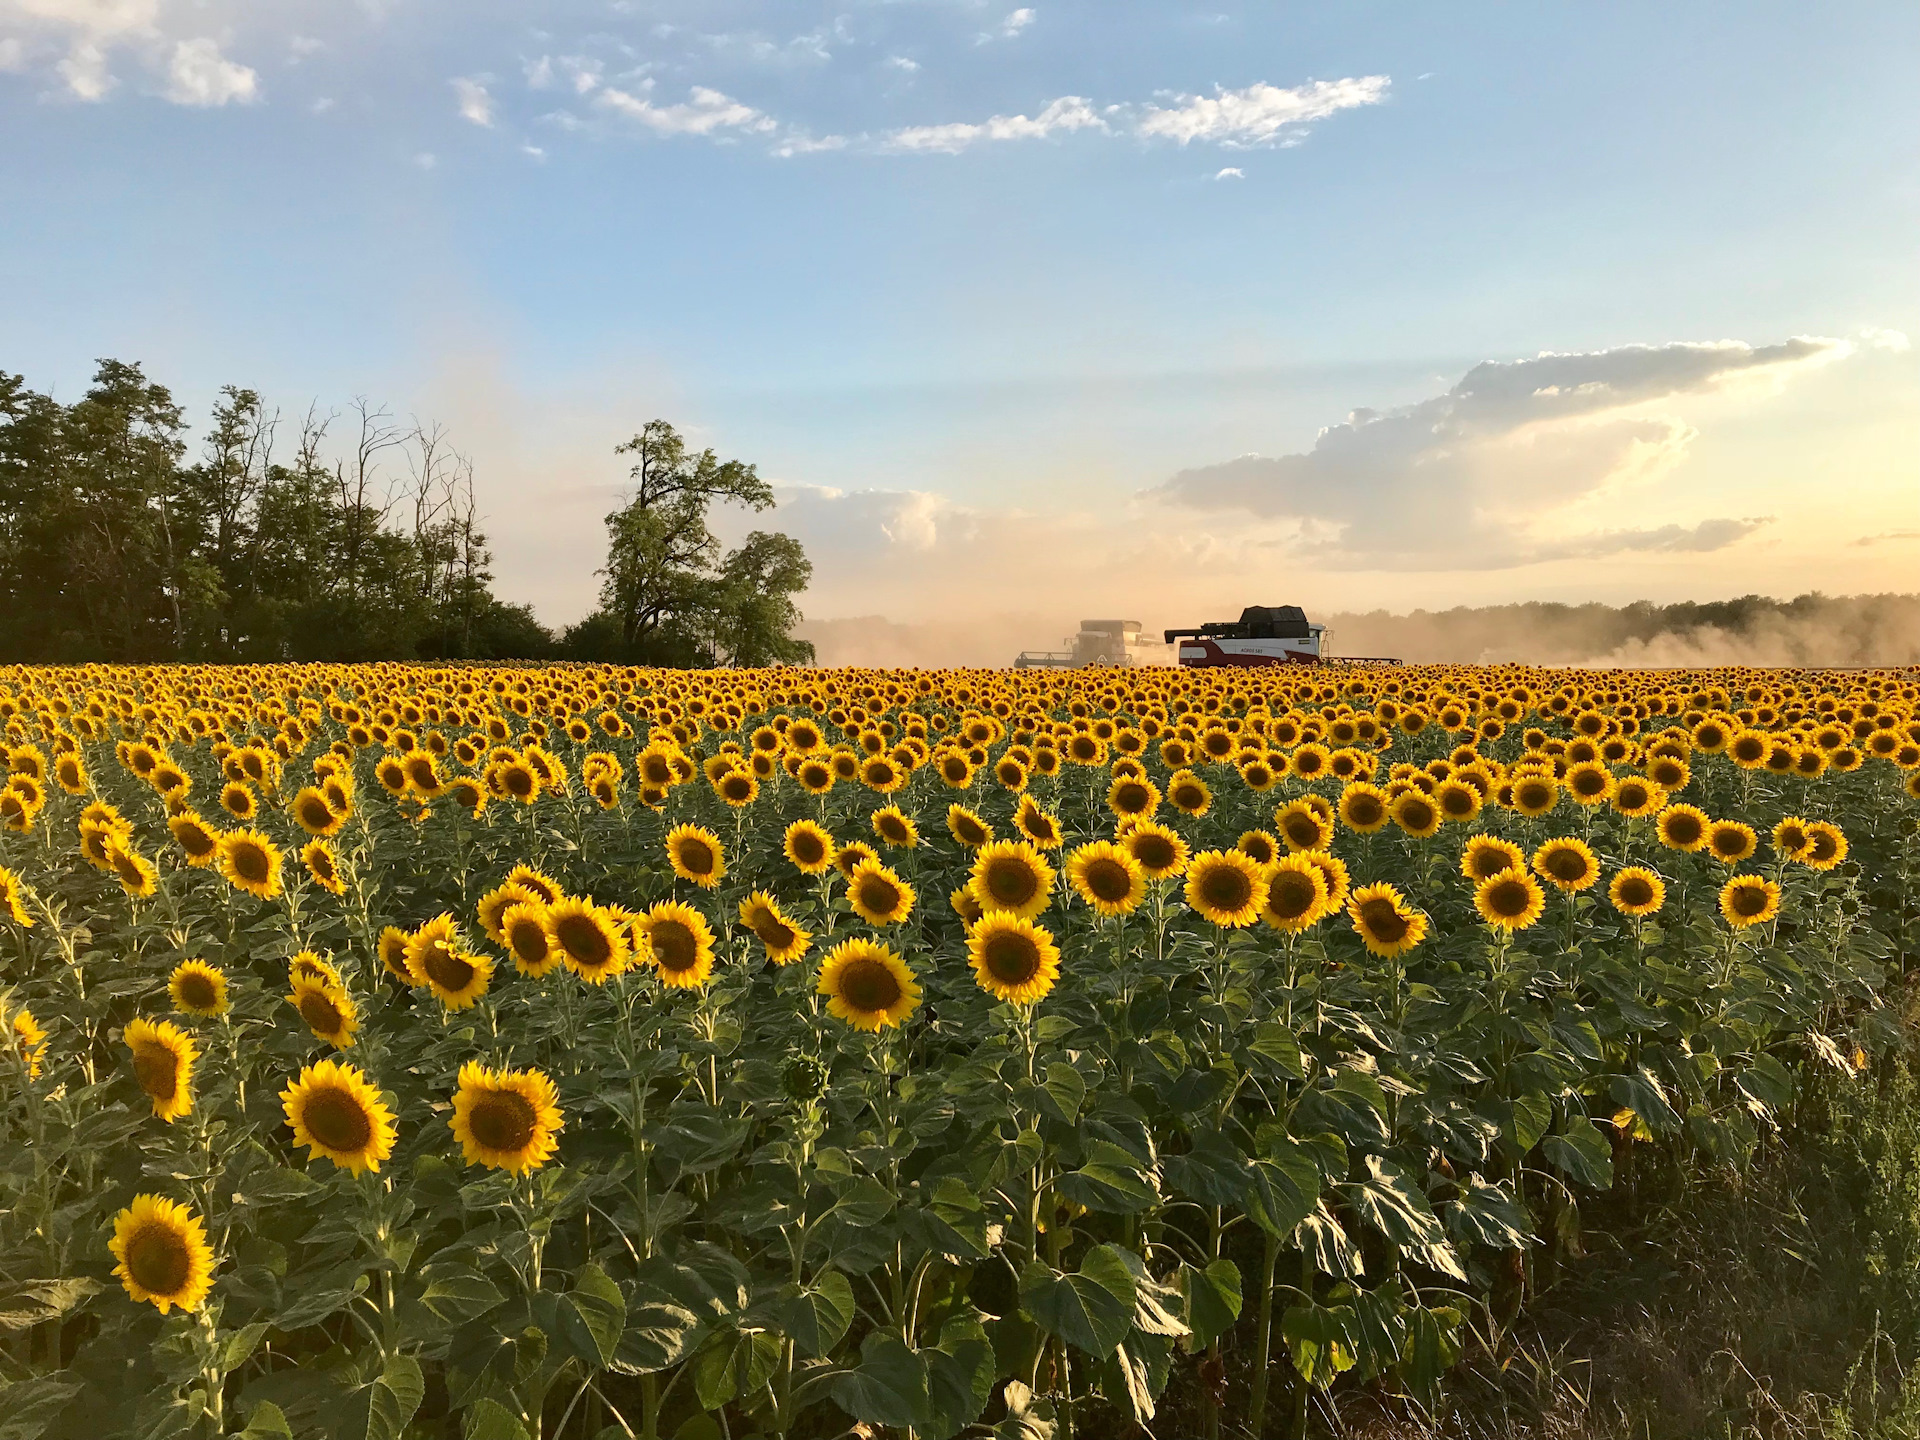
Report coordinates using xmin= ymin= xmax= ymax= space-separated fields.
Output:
xmin=1326 ymin=592 xmax=1920 ymax=667
xmin=0 ymin=361 xmax=813 ymax=667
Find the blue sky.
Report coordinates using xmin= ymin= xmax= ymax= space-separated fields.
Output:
xmin=3 ymin=1 xmax=1916 ymax=662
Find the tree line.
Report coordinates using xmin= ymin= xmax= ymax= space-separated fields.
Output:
xmin=0 ymin=359 xmax=814 ymax=666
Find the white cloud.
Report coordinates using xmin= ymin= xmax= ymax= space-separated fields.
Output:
xmin=309 ymin=94 xmax=333 ymax=113
xmin=1137 ymin=76 xmax=1389 ymax=147
xmin=884 ymin=54 xmax=918 ymax=73
xmin=1213 ymin=166 xmax=1243 ymax=179
xmin=883 ymin=94 xmax=1104 ymax=153
xmin=1150 ymin=336 xmax=1850 ymax=568
xmin=770 ymin=131 xmax=848 ymax=157
xmin=999 ymin=7 xmax=1035 ymax=36
xmin=55 ymin=37 xmax=109 ymax=96
xmin=163 ymin=36 xmax=255 ymax=105
xmin=520 ymin=142 xmax=546 ymax=160
xmin=597 ymin=81 xmax=775 ymax=137
xmin=451 ymin=75 xmax=492 ymax=126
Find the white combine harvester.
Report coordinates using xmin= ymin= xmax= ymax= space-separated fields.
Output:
xmin=1161 ymin=605 xmax=1399 ymax=669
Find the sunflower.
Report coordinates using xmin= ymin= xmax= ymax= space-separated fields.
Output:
xmin=166 ymin=811 xmax=221 ymax=868
xmin=1337 ymin=782 xmax=1390 ymax=834
xmin=1064 ymin=841 xmax=1147 ymax=917
xmin=1237 ymin=756 xmax=1281 ymax=792
xmin=378 ymin=925 xmax=416 ymax=984
xmin=784 ymin=819 xmax=835 ymax=875
xmin=835 ymin=841 xmax=880 ymax=879
xmin=1611 ymin=777 xmax=1665 ymax=819
xmin=219 ymin=781 xmax=259 ymax=822
xmin=946 ymin=805 xmax=994 ymax=849
xmin=477 ymin=881 xmax=538 ymax=945
xmin=1266 ymin=798 xmax=1327 ymax=853
xmin=1474 ymin=871 xmax=1545 ymax=932
xmin=1771 ymin=816 xmax=1812 ymax=860
xmin=1727 ymin=729 xmax=1770 ymax=770
xmin=636 ymin=901 xmax=717 ymax=988
xmin=967 ymin=913 xmax=1062 ymax=1005
xmin=714 ymin=769 xmax=759 ymax=808
xmin=1706 ymin=821 xmax=1758 ymax=865
xmin=817 ymin=938 xmax=921 ymax=1030
xmin=860 ymin=755 xmax=907 ymax=794
xmin=1121 ymin=819 xmax=1189 ymax=880
xmin=1108 ymin=774 xmax=1160 ymax=821
xmin=505 ymin=864 xmax=563 ymax=905
xmin=1656 ymin=803 xmax=1710 ymax=853
xmin=1461 ymin=835 xmax=1525 ymax=883
xmin=657 ymin=823 xmax=726 ymax=889
xmin=1014 ymin=797 xmax=1065 ymax=851
xmin=848 ymin=859 xmax=916 ymax=927
xmin=1609 ymin=866 xmax=1666 ymax=917
xmin=1389 ymin=790 xmax=1442 ymax=840
xmin=449 ymin=1060 xmax=564 ymax=1174
xmin=282 ymin=1058 xmax=396 ymax=1175
xmin=1166 ymin=770 xmax=1213 ymax=817
xmin=969 ymin=840 xmax=1056 ymax=920
xmin=1509 ymin=775 xmax=1559 ymax=818
xmin=109 ymin=1195 xmax=214 ymax=1314
xmin=1289 ymin=744 xmax=1332 ymax=782
xmin=168 ymin=959 xmax=228 ymax=1018
xmin=1347 ymin=882 xmax=1428 ymax=957
xmin=1236 ymin=829 xmax=1281 ymax=868
xmin=950 ymin=885 xmax=985 ymax=927
xmin=1532 ymin=837 xmax=1600 ymax=893
xmin=1720 ymin=875 xmax=1781 ymax=929
xmin=1802 ymin=821 xmax=1848 ymax=870
xmin=1434 ymin=779 xmax=1483 ymax=824
xmin=871 ymin=805 xmax=919 ymax=849
xmin=289 ymin=950 xmax=342 ymax=988
xmin=1563 ymin=762 xmax=1615 ymax=807
xmin=549 ymin=896 xmax=630 ymax=983
xmin=107 ymin=842 xmax=158 ymax=899
xmin=500 ymin=902 xmax=560 ymax=977
xmin=739 ymin=891 xmax=812 ymax=965
xmin=0 ymin=866 xmax=31 ymax=927
xmin=288 ymin=976 xmax=359 ymax=1048
xmin=216 ymin=829 xmax=283 ymax=900
xmin=6 ymin=1003 xmax=47 ymax=1079
xmin=291 ymin=785 xmax=345 ymax=837
xmin=125 ymin=1016 xmax=196 ymax=1122
xmin=1261 ymin=856 xmax=1329 ymax=933
xmin=302 ymin=839 xmax=345 ymax=895
xmin=1184 ymin=849 xmax=1269 ymax=928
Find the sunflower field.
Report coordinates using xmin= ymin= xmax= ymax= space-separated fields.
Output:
xmin=1 ymin=661 xmax=1917 ymax=1440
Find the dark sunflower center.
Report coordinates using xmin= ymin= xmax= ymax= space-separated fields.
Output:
xmin=983 ymin=933 xmax=1042 ymax=985
xmin=179 ymin=827 xmax=214 ymax=857
xmin=1114 ymin=783 xmax=1149 ymax=812
xmin=556 ymin=914 xmax=612 ymax=967
xmin=1347 ymin=797 xmax=1383 ymax=826
xmin=1270 ymin=872 xmax=1319 ymax=920
xmin=298 ymin=989 xmax=345 ymax=1034
xmin=1443 ymin=789 xmax=1476 ymax=815
xmin=1809 ymin=834 xmax=1838 ymax=862
xmin=1242 ymin=839 xmax=1275 ymax=865
xmin=132 ymin=1043 xmax=179 ymax=1100
xmin=1710 ymin=831 xmax=1745 ymax=858
xmin=1198 ymin=864 xmax=1254 ymax=912
xmin=837 ymin=958 xmax=902 ymax=1013
xmin=1731 ymin=886 xmax=1769 ymax=917
xmin=505 ymin=768 xmax=534 ymax=797
xmin=470 ymin=1090 xmax=538 ymax=1152
xmin=984 ymin=860 xmax=1040 ymax=908
xmin=879 ymin=818 xmax=908 ymax=842
xmin=955 ymin=817 xmax=986 ymax=845
xmin=1132 ymin=836 xmax=1174 ymax=871
xmin=424 ymin=944 xmax=476 ymax=992
xmin=723 ymin=776 xmax=752 ymax=800
xmin=114 ymin=852 xmax=143 ymax=886
xmin=1618 ymin=877 xmax=1654 ymax=906
xmin=303 ymin=1086 xmax=374 ymax=1151
xmin=1468 ymin=849 xmax=1512 ymax=879
xmin=1083 ymin=858 xmax=1134 ymax=903
xmin=759 ymin=919 xmax=797 ymax=950
xmin=1172 ymin=784 xmax=1206 ymax=809
xmin=509 ymin=920 xmax=550 ymax=964
xmin=1296 ymin=754 xmax=1323 ymax=774
xmin=1284 ymin=816 xmax=1321 ymax=847
xmin=1359 ymin=899 xmax=1409 ymax=942
xmin=1666 ymin=815 xmax=1703 ymax=845
xmin=1544 ymin=851 xmax=1589 ymax=883
xmin=1487 ymin=880 xmax=1531 ymax=918
xmin=126 ymin=1223 xmax=191 ymax=1296
xmin=857 ymin=875 xmax=904 ymax=915
xmin=1518 ymin=783 xmax=1552 ymax=809
xmin=676 ymin=840 xmax=716 ymax=876
xmin=177 ymin=973 xmax=217 ymax=1009
xmin=792 ymin=833 xmax=827 ymax=865
xmin=650 ymin=920 xmax=697 ymax=973
xmin=1399 ymin=802 xmax=1435 ymax=830
xmin=310 ymin=851 xmax=336 ymax=882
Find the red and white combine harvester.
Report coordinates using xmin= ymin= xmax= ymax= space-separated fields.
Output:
xmin=1162 ymin=606 xmax=1400 ymax=669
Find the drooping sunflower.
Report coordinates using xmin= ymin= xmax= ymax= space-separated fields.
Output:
xmin=1184 ymin=849 xmax=1269 ymax=928
xmin=871 ymin=805 xmax=919 ymax=849
xmin=1474 ymin=871 xmax=1546 ymax=933
xmin=1389 ymin=790 xmax=1442 ymax=840
xmin=107 ymin=842 xmax=159 ymax=899
xmin=1802 ymin=821 xmax=1848 ymax=871
xmin=216 ymin=828 xmax=283 ymax=900
xmin=1014 ymin=797 xmax=1064 ymax=851
xmin=0 ymin=865 xmax=32 ymax=927
xmin=1107 ymin=774 xmax=1161 ymax=822
xmin=1347 ymin=882 xmax=1428 ymax=958
xmin=1337 ymin=782 xmax=1390 ymax=834
xmin=288 ymin=976 xmax=360 ymax=1048
xmin=1720 ymin=875 xmax=1781 ymax=929
xmin=664 ymin=824 xmax=726 ymax=889
xmin=168 ymin=959 xmax=228 ymax=1018
xmin=302 ymin=839 xmax=345 ymax=895
xmin=6 ymin=1003 xmax=47 ymax=1078
xmin=817 ymin=938 xmax=921 ymax=1030
xmin=548 ymin=896 xmax=630 ymax=983
xmin=1706 ymin=821 xmax=1758 ymax=866
xmin=449 ymin=1060 xmax=564 ymax=1174
xmin=1532 ymin=837 xmax=1600 ymax=892
xmin=1460 ymin=835 xmax=1526 ymax=883
xmin=499 ymin=902 xmax=559 ymax=977
xmin=1121 ymin=819 xmax=1189 ymax=880
xmin=636 ymin=901 xmax=717 ymax=988
xmin=125 ymin=1016 xmax=197 ymax=1123
xmin=109 ymin=1195 xmax=214 ymax=1314
xmin=1656 ymin=803 xmax=1710 ymax=853
xmin=848 ymin=859 xmax=916 ymax=927
xmin=967 ymin=913 xmax=1061 ymax=1005
xmin=950 ymin=884 xmax=985 ymax=927
xmin=281 ymin=1058 xmax=397 ymax=1175
xmin=378 ymin=925 xmax=416 ymax=984
xmin=291 ymin=785 xmax=345 ymax=837
xmin=946 ymin=805 xmax=994 ymax=849
xmin=1261 ymin=856 xmax=1329 ymax=933
xmin=1609 ymin=866 xmax=1666 ymax=918
xmin=784 ymin=819 xmax=835 ymax=875
xmin=1165 ymin=769 xmax=1213 ymax=817
xmin=1064 ymin=841 xmax=1147 ymax=917
xmin=968 ymin=840 xmax=1056 ymax=920
xmin=739 ymin=891 xmax=812 ymax=965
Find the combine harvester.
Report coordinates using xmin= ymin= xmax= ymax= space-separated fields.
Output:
xmin=1162 ymin=605 xmax=1400 ymax=669
xmin=1014 ymin=620 xmax=1164 ymax=670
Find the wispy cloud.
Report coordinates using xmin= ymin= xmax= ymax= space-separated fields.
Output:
xmin=597 ymin=82 xmax=777 ymax=138
xmin=162 ymin=37 xmax=255 ymax=105
xmin=882 ymin=94 xmax=1104 ymax=153
xmin=451 ymin=75 xmax=492 ymax=127
xmin=1137 ymin=76 xmax=1389 ymax=147
xmin=978 ymin=8 xmax=1035 ymax=43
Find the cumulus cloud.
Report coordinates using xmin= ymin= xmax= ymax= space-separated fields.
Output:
xmin=1213 ymin=166 xmax=1243 ymax=179
xmin=1151 ymin=336 xmax=1850 ymax=569
xmin=597 ymin=82 xmax=777 ymax=138
xmin=1 ymin=0 xmax=256 ymax=103
xmin=451 ymin=75 xmax=492 ymax=126
xmin=977 ymin=7 xmax=1035 ymax=42
xmin=1137 ymin=76 xmax=1389 ymax=147
xmin=882 ymin=94 xmax=1105 ymax=153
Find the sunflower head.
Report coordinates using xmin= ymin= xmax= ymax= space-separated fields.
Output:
xmin=784 ymin=819 xmax=836 ymax=875
xmin=967 ymin=913 xmax=1062 ymax=1005
xmin=817 ymin=939 xmax=921 ymax=1031
xmin=1185 ymin=849 xmax=1269 ymax=928
xmin=1065 ymin=841 xmax=1147 ymax=917
xmin=1389 ymin=790 xmax=1442 ymax=839
xmin=1338 ymin=783 xmax=1389 ymax=834
xmin=1707 ymin=821 xmax=1758 ymax=865
xmin=109 ymin=1195 xmax=214 ymax=1314
xmin=1461 ymin=836 xmax=1525 ymax=883
xmin=168 ymin=959 xmax=228 ymax=1018
xmin=1262 ymin=856 xmax=1329 ymax=933
xmin=281 ymin=1058 xmax=396 ymax=1175
xmin=450 ymin=1060 xmax=564 ymax=1174
xmin=1347 ymin=881 xmax=1427 ymax=957
xmin=637 ymin=901 xmax=717 ymax=988
xmin=1474 ymin=871 xmax=1545 ymax=932
xmin=125 ymin=1016 xmax=197 ymax=1122
xmin=1014 ymin=798 xmax=1063 ymax=850
xmin=871 ymin=805 xmax=919 ymax=849
xmin=302 ymin=838 xmax=344 ymax=895
xmin=848 ymin=859 xmax=916 ymax=927
xmin=549 ymin=897 xmax=630 ymax=983
xmin=1609 ymin=866 xmax=1666 ymax=917
xmin=288 ymin=975 xmax=360 ymax=1048
xmin=969 ymin=840 xmax=1056 ymax=920
xmin=216 ymin=828 xmax=284 ymax=900
xmin=499 ymin=902 xmax=559 ymax=977
xmin=1657 ymin=803 xmax=1710 ymax=852
xmin=1166 ymin=770 xmax=1212 ymax=817
xmin=1532 ymin=837 xmax=1600 ymax=892
xmin=1108 ymin=775 xmax=1160 ymax=820
xmin=1275 ymin=799 xmax=1334 ymax=852
xmin=1509 ymin=776 xmax=1559 ymax=818
xmin=1719 ymin=875 xmax=1781 ymax=929
xmin=378 ymin=926 xmax=416 ymax=984
xmin=946 ymin=805 xmax=993 ymax=849
xmin=1122 ymin=820 xmax=1189 ymax=880
xmin=1236 ymin=829 xmax=1281 ymax=868
xmin=739 ymin=891 xmax=811 ymax=965
xmin=1801 ymin=821 xmax=1848 ymax=870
